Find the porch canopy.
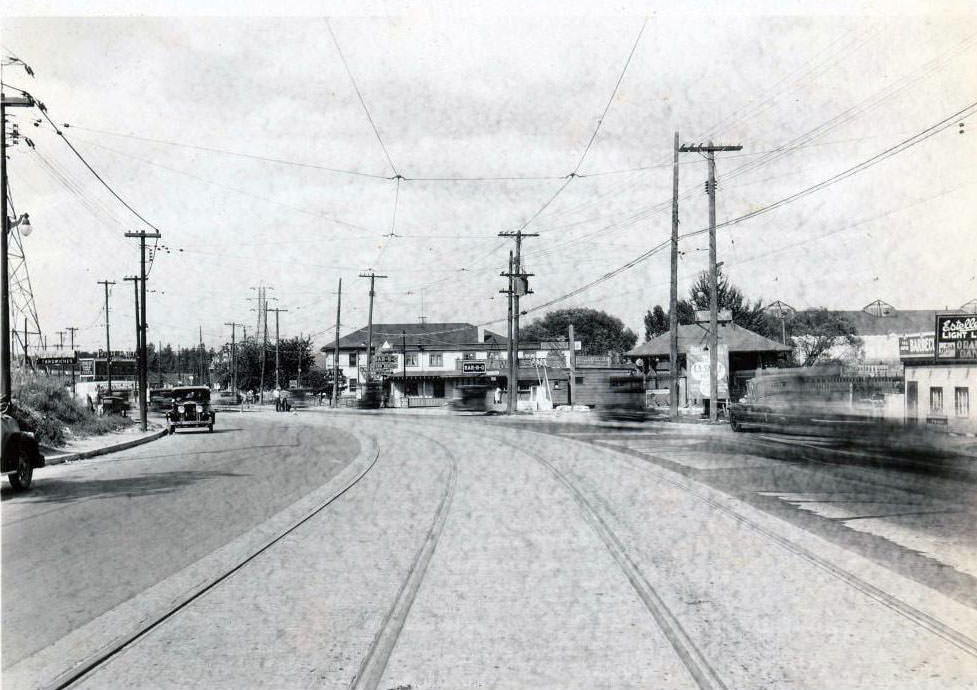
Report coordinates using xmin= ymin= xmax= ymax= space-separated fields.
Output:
xmin=626 ymin=322 xmax=791 ymax=361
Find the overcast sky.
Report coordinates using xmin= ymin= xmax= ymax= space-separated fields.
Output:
xmin=3 ymin=1 xmax=976 ymax=353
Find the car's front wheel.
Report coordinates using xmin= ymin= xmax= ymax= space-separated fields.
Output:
xmin=730 ymin=417 xmax=744 ymax=432
xmin=8 ymin=448 xmax=33 ymax=490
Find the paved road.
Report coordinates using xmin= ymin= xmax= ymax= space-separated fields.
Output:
xmin=3 ymin=410 xmax=975 ymax=689
xmin=1 ymin=413 xmax=359 ymax=667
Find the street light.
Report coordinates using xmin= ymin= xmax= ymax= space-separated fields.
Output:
xmin=2 ymin=212 xmax=33 ymax=403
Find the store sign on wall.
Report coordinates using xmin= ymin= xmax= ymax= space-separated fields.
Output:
xmin=936 ymin=315 xmax=977 ymax=360
xmin=898 ymin=333 xmax=934 ymax=358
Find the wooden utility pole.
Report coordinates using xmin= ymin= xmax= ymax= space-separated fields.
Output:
xmin=224 ymin=322 xmax=243 ymax=393
xmin=98 ymin=280 xmax=116 ymax=393
xmin=66 ymin=326 xmax=79 ymax=395
xmin=125 ymin=230 xmax=161 ymax=431
xmin=499 ymin=230 xmax=537 ymax=413
xmin=670 ymin=131 xmax=680 ymax=419
xmin=124 ymin=275 xmax=141 ymax=421
xmin=267 ymin=307 xmax=288 ymax=389
xmin=678 ymin=141 xmax=742 ymax=422
xmin=333 ymin=278 xmax=342 ymax=406
xmin=568 ymin=323 xmax=576 ymax=406
xmin=500 ymin=251 xmax=515 ymax=413
xmin=358 ymin=272 xmax=387 ymax=384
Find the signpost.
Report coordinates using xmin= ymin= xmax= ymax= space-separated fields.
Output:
xmin=936 ymin=315 xmax=977 ymax=360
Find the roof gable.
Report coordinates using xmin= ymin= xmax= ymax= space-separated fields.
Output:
xmin=627 ymin=322 xmax=791 ymax=357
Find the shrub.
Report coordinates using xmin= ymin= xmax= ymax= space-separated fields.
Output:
xmin=11 ymin=376 xmax=133 ymax=446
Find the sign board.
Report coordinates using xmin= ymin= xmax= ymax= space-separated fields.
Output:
xmin=37 ymin=356 xmax=76 ymax=367
xmin=936 ymin=315 xmax=977 ymax=360
xmin=289 ymin=379 xmax=298 ymax=388
xmin=462 ymin=361 xmax=486 ymax=374
xmin=374 ymin=354 xmax=398 ymax=366
xmin=687 ymin=345 xmax=729 ymax=399
xmin=898 ymin=333 xmax=935 ymax=358
xmin=539 ymin=341 xmax=568 ymax=350
xmin=576 ymin=355 xmax=612 ymax=367
xmin=694 ymin=309 xmax=733 ymax=324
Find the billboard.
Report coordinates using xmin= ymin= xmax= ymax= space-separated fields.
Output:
xmin=936 ymin=315 xmax=977 ymax=360
xmin=687 ymin=345 xmax=729 ymax=400
xmin=898 ymin=333 xmax=934 ymax=358
xmin=462 ymin=361 xmax=486 ymax=374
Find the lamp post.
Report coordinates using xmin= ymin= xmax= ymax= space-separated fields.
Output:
xmin=2 ymin=212 xmax=32 ymax=403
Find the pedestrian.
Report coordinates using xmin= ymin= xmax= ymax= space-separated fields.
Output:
xmin=273 ymin=386 xmax=281 ymax=412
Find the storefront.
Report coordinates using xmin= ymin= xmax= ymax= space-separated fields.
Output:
xmin=901 ymin=316 xmax=977 ymax=434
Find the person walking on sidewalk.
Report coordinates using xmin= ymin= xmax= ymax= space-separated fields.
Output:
xmin=273 ymin=386 xmax=281 ymax=412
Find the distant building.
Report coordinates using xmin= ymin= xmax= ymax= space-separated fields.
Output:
xmin=807 ymin=309 xmax=938 ymax=374
xmin=319 ymin=322 xmax=572 ymax=408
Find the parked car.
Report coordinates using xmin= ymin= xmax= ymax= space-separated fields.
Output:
xmin=286 ymin=388 xmax=313 ymax=409
xmin=165 ymin=386 xmax=215 ymax=433
xmin=99 ymin=393 xmax=132 ymax=416
xmin=2 ymin=409 xmax=45 ymax=490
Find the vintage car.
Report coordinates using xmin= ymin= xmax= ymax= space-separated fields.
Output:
xmin=2 ymin=409 xmax=45 ymax=490
xmin=165 ymin=386 xmax=215 ymax=433
xmin=99 ymin=393 xmax=132 ymax=416
xmin=149 ymin=387 xmax=174 ymax=412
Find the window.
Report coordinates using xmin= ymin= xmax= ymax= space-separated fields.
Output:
xmin=463 ymin=352 xmax=477 ymax=361
xmin=929 ymin=387 xmax=944 ymax=414
xmin=348 ymin=379 xmax=357 ymax=392
xmin=405 ymin=353 xmax=419 ymax=367
xmin=429 ymin=353 xmax=443 ymax=367
xmin=575 ymin=376 xmax=584 ymax=384
xmin=955 ymin=387 xmax=969 ymax=417
xmin=348 ymin=352 xmax=357 ymax=367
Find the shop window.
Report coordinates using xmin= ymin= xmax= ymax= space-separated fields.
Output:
xmin=955 ymin=387 xmax=969 ymax=417
xmin=575 ymin=376 xmax=584 ymax=384
xmin=405 ymin=353 xmax=418 ymax=367
xmin=406 ymin=380 xmax=419 ymax=396
xmin=429 ymin=353 xmax=443 ymax=366
xmin=929 ymin=387 xmax=944 ymax=414
xmin=348 ymin=352 xmax=357 ymax=367
xmin=462 ymin=352 xmax=477 ymax=361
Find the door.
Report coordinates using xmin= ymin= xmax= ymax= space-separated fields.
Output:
xmin=906 ymin=380 xmax=918 ymax=424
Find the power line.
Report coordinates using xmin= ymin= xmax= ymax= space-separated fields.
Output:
xmin=326 ymin=19 xmax=399 ymax=177
xmin=573 ymin=18 xmax=647 ymax=174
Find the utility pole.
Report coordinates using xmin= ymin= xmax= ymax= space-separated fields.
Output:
xmin=125 ymin=230 xmax=160 ymax=431
xmin=56 ymin=330 xmax=65 ymax=351
xmin=678 ymin=141 xmax=742 ymax=422
xmin=499 ymin=231 xmax=537 ymax=413
xmin=568 ymin=323 xmax=576 ymax=406
xmin=267 ymin=307 xmax=288 ymax=389
xmin=98 ymin=280 xmax=116 ymax=394
xmin=1 ymin=90 xmax=35 ymax=403
xmin=66 ymin=326 xmax=78 ymax=395
xmin=669 ymin=131 xmax=680 ymax=419
xmin=500 ymin=251 xmax=514 ymax=413
xmin=359 ymin=272 xmax=388 ymax=384
xmin=124 ymin=275 xmax=141 ymax=421
xmin=224 ymin=322 xmax=243 ymax=393
xmin=333 ymin=278 xmax=341 ymax=407
xmin=402 ymin=329 xmax=407 ymax=407
xmin=248 ymin=285 xmax=273 ymax=403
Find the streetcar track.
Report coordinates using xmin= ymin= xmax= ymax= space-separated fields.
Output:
xmin=476 ymin=430 xmax=728 ymax=690
xmin=502 ymin=422 xmax=977 ymax=659
xmin=347 ymin=433 xmax=459 ymax=690
xmin=48 ymin=442 xmax=382 ymax=690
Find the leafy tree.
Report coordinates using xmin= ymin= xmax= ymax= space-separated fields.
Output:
xmin=211 ymin=336 xmax=314 ymax=391
xmin=643 ymin=268 xmax=781 ymax=341
xmin=520 ymin=308 xmax=638 ymax=356
xmin=789 ymin=308 xmax=863 ymax=366
xmin=303 ymin=366 xmax=346 ymax=393
xmin=643 ymin=305 xmax=670 ymax=340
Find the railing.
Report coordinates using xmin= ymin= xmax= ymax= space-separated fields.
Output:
xmin=407 ymin=397 xmax=445 ymax=408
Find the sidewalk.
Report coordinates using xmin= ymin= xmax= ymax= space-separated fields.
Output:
xmin=40 ymin=422 xmax=167 ymax=466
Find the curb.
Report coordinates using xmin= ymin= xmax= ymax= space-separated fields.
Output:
xmin=43 ymin=428 xmax=169 ymax=466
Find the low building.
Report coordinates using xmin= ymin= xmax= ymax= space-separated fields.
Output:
xmin=319 ymin=322 xmax=572 ymax=408
xmin=625 ymin=320 xmax=792 ymax=408
xmin=900 ymin=314 xmax=977 ymax=434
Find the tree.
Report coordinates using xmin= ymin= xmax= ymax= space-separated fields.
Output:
xmin=789 ymin=308 xmax=863 ymax=366
xmin=211 ymin=336 xmax=315 ymax=391
xmin=520 ymin=308 xmax=638 ymax=356
xmin=643 ymin=305 xmax=669 ymax=341
xmin=303 ymin=366 xmax=346 ymax=393
xmin=642 ymin=268 xmax=781 ymax=341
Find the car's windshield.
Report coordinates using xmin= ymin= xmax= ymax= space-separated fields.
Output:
xmin=172 ymin=389 xmax=209 ymax=403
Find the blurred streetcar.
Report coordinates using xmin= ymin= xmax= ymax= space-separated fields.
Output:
xmin=595 ymin=374 xmax=648 ymax=421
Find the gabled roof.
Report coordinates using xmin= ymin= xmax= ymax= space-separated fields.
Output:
xmin=813 ymin=309 xmax=937 ymax=336
xmin=627 ymin=322 xmax=791 ymax=358
xmin=321 ymin=323 xmax=506 ymax=351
